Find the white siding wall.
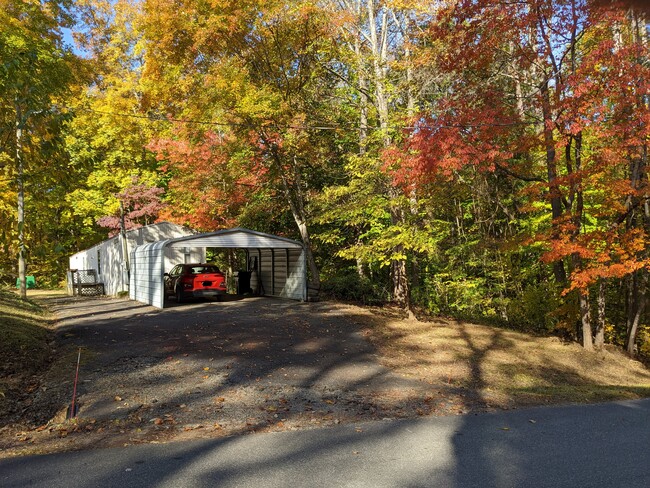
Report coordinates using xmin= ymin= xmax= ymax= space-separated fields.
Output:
xmin=70 ymin=222 xmax=196 ymax=297
xmin=163 ymin=247 xmax=204 ymax=273
xmin=97 ymin=239 xmax=126 ymax=295
xmin=69 ymin=244 xmax=101 ymax=280
xmin=130 ymin=244 xmax=165 ymax=309
xmin=68 ymin=252 xmax=88 ymax=271
xmin=68 ymin=247 xmax=101 ymax=295
xmin=127 ymin=222 xmax=193 ymax=247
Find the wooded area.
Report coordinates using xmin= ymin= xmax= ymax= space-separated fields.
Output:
xmin=1 ymin=0 xmax=648 ymax=357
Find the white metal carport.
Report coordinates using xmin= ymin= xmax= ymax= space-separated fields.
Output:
xmin=129 ymin=227 xmax=307 ymax=308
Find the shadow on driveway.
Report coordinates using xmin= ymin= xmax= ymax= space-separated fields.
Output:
xmin=6 ymin=295 xmax=434 ymax=454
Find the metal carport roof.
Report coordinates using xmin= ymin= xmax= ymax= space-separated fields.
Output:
xmin=164 ymin=227 xmax=304 ymax=249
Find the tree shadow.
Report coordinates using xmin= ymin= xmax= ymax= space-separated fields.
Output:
xmin=5 ymin=295 xmax=432 ymax=450
xmin=445 ymin=320 xmax=650 ymax=487
xmin=2 ymin=399 xmax=650 ymax=487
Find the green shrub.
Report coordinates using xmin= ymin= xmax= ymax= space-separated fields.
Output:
xmin=412 ymin=272 xmax=506 ymax=322
xmin=506 ymin=283 xmax=560 ymax=333
xmin=321 ymin=270 xmax=390 ymax=305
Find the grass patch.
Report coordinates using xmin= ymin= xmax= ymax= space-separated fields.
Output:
xmin=0 ymin=289 xmax=53 ymax=387
xmin=360 ymin=309 xmax=650 ymax=410
xmin=508 ymin=385 xmax=650 ymax=404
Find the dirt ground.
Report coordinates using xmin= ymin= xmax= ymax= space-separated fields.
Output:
xmin=2 ymin=293 xmax=649 ymax=458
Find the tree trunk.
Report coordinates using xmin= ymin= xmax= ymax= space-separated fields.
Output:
xmin=367 ymin=2 xmax=409 ymax=306
xmin=594 ymin=279 xmax=606 ymax=348
xmin=355 ymin=1 xmax=368 ymax=280
xmin=16 ymin=104 xmax=26 ymax=299
xmin=274 ymin=151 xmax=320 ymax=293
xmin=288 ymin=198 xmax=319 ymax=290
xmin=626 ymin=271 xmax=648 ymax=355
xmin=573 ymin=252 xmax=593 ymax=351
xmin=573 ymin=132 xmax=593 ymax=350
xmin=404 ymin=12 xmax=419 ymax=309
xmin=296 ymin=218 xmax=320 ymax=287
xmin=579 ymin=291 xmax=593 ymax=351
xmin=119 ymin=201 xmax=130 ymax=282
xmin=389 ymin=189 xmax=408 ymax=306
xmin=540 ymin=80 xmax=567 ymax=284
xmin=355 ymin=1 xmax=368 ymax=156
xmin=622 ymin=15 xmax=649 ymax=355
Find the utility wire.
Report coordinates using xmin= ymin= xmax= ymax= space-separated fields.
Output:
xmin=64 ymin=105 xmax=538 ymax=132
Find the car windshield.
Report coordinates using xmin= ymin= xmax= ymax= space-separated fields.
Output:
xmin=188 ymin=265 xmax=220 ymax=274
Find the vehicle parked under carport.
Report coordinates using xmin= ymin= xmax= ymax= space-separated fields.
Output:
xmin=164 ymin=263 xmax=227 ymax=302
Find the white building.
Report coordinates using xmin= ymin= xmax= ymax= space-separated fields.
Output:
xmin=68 ymin=222 xmax=202 ymax=296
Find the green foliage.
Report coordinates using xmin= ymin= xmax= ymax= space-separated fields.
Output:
xmin=505 ymin=283 xmax=561 ymax=334
xmin=0 ymin=0 xmax=87 ymax=287
xmin=320 ymin=268 xmax=390 ymax=305
xmin=412 ymin=249 xmax=508 ymax=323
xmin=639 ymin=327 xmax=650 ymax=361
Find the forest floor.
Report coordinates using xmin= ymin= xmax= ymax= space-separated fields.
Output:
xmin=1 ymin=289 xmax=650 ymax=458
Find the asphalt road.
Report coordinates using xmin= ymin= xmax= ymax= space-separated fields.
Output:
xmin=2 ymin=398 xmax=649 ymax=487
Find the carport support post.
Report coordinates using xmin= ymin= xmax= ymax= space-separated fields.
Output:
xmin=271 ymin=248 xmax=275 ymax=295
xmin=303 ymin=246 xmax=308 ymax=301
xmin=258 ymin=249 xmax=262 ymax=295
xmin=129 ymin=251 xmax=135 ymax=299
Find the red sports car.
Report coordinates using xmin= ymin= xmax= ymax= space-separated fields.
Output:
xmin=164 ymin=264 xmax=227 ymax=302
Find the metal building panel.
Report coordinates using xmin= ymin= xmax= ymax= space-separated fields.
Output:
xmin=254 ymin=248 xmax=306 ymax=300
xmin=259 ymin=249 xmax=274 ymax=296
xmin=283 ymin=249 xmax=307 ymax=300
xmin=130 ymin=242 xmax=167 ymax=308
xmin=99 ymin=238 xmax=128 ymax=296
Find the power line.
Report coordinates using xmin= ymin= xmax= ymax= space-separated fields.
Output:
xmin=63 ymin=105 xmax=538 ymax=132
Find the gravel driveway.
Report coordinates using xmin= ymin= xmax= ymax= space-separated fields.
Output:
xmin=2 ymin=295 xmax=433 ymax=455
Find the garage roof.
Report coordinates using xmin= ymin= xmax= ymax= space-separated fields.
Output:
xmin=135 ymin=227 xmax=304 ymax=253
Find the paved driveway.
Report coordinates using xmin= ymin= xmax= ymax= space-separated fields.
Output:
xmin=3 ymin=295 xmax=432 ymax=454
